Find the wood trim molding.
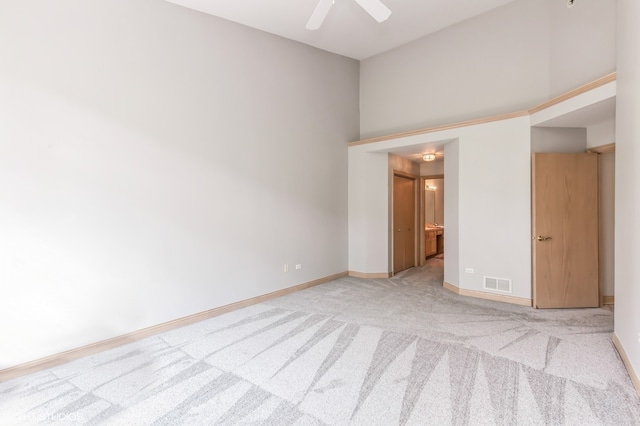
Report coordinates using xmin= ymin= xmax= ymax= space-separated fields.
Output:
xmin=0 ymin=271 xmax=348 ymax=383
xmin=602 ymin=295 xmax=615 ymax=305
xmin=348 ymin=271 xmax=391 ymax=279
xmin=612 ymin=333 xmax=640 ymax=397
xmin=588 ymin=143 xmax=615 ymax=154
xmin=393 ymin=169 xmax=418 ymax=179
xmin=528 ymin=72 xmax=617 ymax=114
xmin=444 ymin=281 xmax=533 ymax=307
xmin=348 ymin=111 xmax=529 ymax=147
xmin=348 ymin=73 xmax=617 ymax=148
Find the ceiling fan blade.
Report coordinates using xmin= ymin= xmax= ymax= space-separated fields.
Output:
xmin=354 ymin=0 xmax=391 ymax=22
xmin=306 ymin=0 xmax=335 ymax=30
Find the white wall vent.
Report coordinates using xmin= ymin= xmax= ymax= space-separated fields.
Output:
xmin=484 ymin=276 xmax=512 ymax=293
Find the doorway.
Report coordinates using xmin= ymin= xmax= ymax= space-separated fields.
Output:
xmin=420 ymin=175 xmax=444 ymax=265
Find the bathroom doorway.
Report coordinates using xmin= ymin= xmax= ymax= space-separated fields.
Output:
xmin=420 ymin=174 xmax=444 ymax=264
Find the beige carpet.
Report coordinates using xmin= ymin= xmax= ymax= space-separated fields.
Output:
xmin=1 ymin=259 xmax=639 ymax=425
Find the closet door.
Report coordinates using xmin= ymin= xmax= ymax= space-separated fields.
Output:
xmin=532 ymin=153 xmax=599 ymax=308
xmin=393 ymin=174 xmax=416 ymax=274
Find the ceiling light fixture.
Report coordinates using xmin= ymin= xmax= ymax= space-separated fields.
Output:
xmin=423 ymin=153 xmax=436 ymax=162
xmin=567 ymin=0 xmax=575 ymax=8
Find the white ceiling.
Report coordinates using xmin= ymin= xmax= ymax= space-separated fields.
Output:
xmin=165 ymin=0 xmax=518 ymax=60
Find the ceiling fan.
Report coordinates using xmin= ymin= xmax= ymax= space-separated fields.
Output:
xmin=306 ymin=0 xmax=392 ymax=30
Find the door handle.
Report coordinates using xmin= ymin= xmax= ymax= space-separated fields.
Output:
xmin=536 ymin=236 xmax=552 ymax=241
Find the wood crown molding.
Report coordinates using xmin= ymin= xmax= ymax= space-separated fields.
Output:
xmin=444 ymin=281 xmax=533 ymax=307
xmin=528 ymin=72 xmax=617 ymax=114
xmin=349 ymin=72 xmax=617 ymax=148
xmin=0 ymin=271 xmax=348 ymax=383
xmin=612 ymin=333 xmax=640 ymax=398
xmin=349 ymin=111 xmax=529 ymax=147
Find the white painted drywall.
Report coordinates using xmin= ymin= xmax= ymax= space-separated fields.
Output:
xmin=587 ymin=117 xmax=616 ymax=149
xmin=549 ymin=0 xmax=617 ymax=97
xmin=0 ymin=0 xmax=359 ymax=368
xmin=614 ymin=0 xmax=640 ymax=381
xmin=359 ymin=0 xmax=550 ymax=138
xmin=359 ymin=0 xmax=617 ymax=140
xmin=457 ymin=117 xmax=532 ymax=299
xmin=348 ymin=151 xmax=389 ymax=274
xmin=444 ymin=141 xmax=460 ymax=287
xmin=530 ymin=127 xmax=587 ymax=153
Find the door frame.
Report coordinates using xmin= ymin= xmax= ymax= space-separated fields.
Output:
xmin=587 ymin=143 xmax=616 ymax=306
xmin=392 ymin=170 xmax=418 ymax=275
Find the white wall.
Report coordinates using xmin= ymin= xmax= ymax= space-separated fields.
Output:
xmin=587 ymin=117 xmax=616 ymax=149
xmin=549 ymin=0 xmax=617 ymax=96
xmin=444 ymin=141 xmax=460 ymax=286
xmin=360 ymin=0 xmax=549 ymax=139
xmin=614 ymin=0 xmax=640 ymax=385
xmin=359 ymin=0 xmax=617 ymax=140
xmin=0 ymin=0 xmax=359 ymax=368
xmin=530 ymin=127 xmax=587 ymax=153
xmin=457 ymin=117 xmax=532 ymax=299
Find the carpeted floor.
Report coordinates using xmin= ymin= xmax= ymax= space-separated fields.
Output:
xmin=1 ymin=259 xmax=639 ymax=425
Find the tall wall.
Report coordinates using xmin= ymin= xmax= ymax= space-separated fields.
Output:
xmin=615 ymin=0 xmax=640 ymax=390
xmin=549 ymin=0 xmax=617 ymax=96
xmin=359 ymin=0 xmax=617 ymax=139
xmin=0 ymin=0 xmax=359 ymax=368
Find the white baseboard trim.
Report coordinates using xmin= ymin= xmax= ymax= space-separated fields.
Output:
xmin=0 ymin=271 xmax=348 ymax=383
xmin=443 ymin=281 xmax=533 ymax=307
xmin=612 ymin=333 xmax=640 ymax=398
xmin=348 ymin=271 xmax=391 ymax=279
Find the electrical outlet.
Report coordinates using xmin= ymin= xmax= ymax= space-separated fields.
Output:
xmin=465 ymin=268 xmax=474 ymax=274
xmin=284 ymin=264 xmax=289 ymax=273
xmin=295 ymin=264 xmax=302 ymax=270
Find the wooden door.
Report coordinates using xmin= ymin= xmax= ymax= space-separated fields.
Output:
xmin=532 ymin=153 xmax=599 ymax=308
xmin=393 ymin=175 xmax=416 ymax=273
